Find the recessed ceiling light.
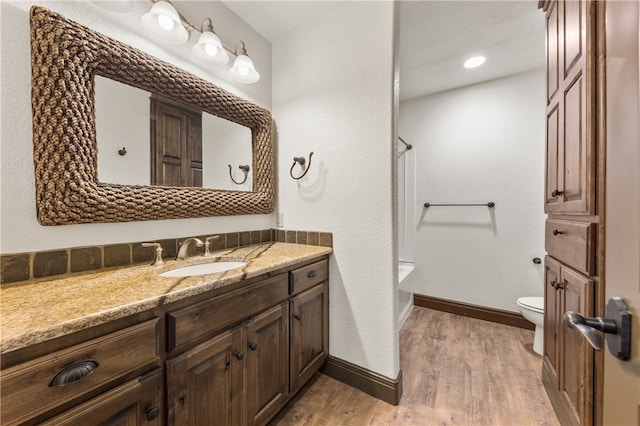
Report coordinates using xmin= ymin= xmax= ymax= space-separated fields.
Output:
xmin=464 ymin=56 xmax=486 ymax=69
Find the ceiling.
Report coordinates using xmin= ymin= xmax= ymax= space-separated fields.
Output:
xmin=222 ymin=0 xmax=545 ymax=101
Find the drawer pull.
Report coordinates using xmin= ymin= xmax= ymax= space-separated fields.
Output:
xmin=249 ymin=342 xmax=258 ymax=351
xmin=307 ymin=270 xmax=317 ymax=278
xmin=294 ymin=314 xmax=301 ymax=321
xmin=146 ymin=407 xmax=160 ymax=421
xmin=49 ymin=359 xmax=99 ymax=387
xmin=235 ymin=351 xmax=245 ymax=360
xmin=551 ymin=189 xmax=564 ymax=197
xmin=553 ymin=229 xmax=564 ymax=235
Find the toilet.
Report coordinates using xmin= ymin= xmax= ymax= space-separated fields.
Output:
xmin=516 ymin=296 xmax=544 ymax=355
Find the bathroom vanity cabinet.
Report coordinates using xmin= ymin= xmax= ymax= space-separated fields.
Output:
xmin=540 ymin=0 xmax=603 ymax=424
xmin=0 ymin=255 xmax=330 ymax=426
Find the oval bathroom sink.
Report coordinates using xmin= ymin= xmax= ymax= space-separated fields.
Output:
xmin=160 ymin=261 xmax=247 ymax=277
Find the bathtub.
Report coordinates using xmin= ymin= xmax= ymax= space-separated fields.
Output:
xmin=398 ymin=261 xmax=415 ymax=328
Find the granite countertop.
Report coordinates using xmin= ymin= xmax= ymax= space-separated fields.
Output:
xmin=0 ymin=242 xmax=332 ymax=355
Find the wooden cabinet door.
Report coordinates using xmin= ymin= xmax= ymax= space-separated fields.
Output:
xmin=543 ymin=256 xmax=562 ymax=389
xmin=544 ymin=0 xmax=595 ymax=215
xmin=290 ymin=282 xmax=329 ymax=393
xmin=41 ymin=370 xmax=162 ymax=426
xmin=166 ymin=326 xmax=244 ymax=426
xmin=559 ymin=267 xmax=594 ymax=426
xmin=246 ymin=303 xmax=289 ymax=426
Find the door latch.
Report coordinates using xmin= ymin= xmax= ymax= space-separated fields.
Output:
xmin=563 ymin=296 xmax=631 ymax=361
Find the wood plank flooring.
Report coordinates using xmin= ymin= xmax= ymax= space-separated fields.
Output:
xmin=270 ymin=306 xmax=559 ymax=425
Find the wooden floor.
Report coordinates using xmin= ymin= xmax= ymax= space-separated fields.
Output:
xmin=270 ymin=307 xmax=559 ymax=425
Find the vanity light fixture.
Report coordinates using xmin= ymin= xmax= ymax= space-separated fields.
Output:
xmin=141 ymin=0 xmax=188 ymax=44
xmin=464 ymin=55 xmax=486 ymax=69
xmin=229 ymin=42 xmax=260 ymax=84
xmin=138 ymin=0 xmax=260 ymax=84
xmin=192 ymin=18 xmax=229 ymax=65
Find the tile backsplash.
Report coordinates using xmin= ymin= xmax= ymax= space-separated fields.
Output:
xmin=1 ymin=229 xmax=332 ymax=284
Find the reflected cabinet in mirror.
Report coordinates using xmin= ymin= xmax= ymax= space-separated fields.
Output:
xmin=30 ymin=7 xmax=273 ymax=225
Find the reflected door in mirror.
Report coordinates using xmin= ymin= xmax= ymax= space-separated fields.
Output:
xmin=151 ymin=98 xmax=203 ymax=187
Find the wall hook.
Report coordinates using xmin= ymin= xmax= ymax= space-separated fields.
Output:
xmin=229 ymin=164 xmax=250 ymax=185
xmin=290 ymin=152 xmax=314 ymax=180
xmin=118 ymin=147 xmax=127 ymax=156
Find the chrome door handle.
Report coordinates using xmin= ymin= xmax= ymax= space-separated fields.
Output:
xmin=563 ymin=297 xmax=632 ymax=360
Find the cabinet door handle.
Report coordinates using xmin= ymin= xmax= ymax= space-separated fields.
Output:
xmin=553 ymin=229 xmax=564 ymax=235
xmin=249 ymin=342 xmax=258 ymax=351
xmin=235 ymin=351 xmax=245 ymax=360
xmin=550 ymin=280 xmax=558 ymax=289
xmin=49 ymin=359 xmax=99 ymax=387
xmin=294 ymin=314 xmax=301 ymax=321
xmin=551 ymin=189 xmax=564 ymax=197
xmin=146 ymin=407 xmax=160 ymax=421
xmin=307 ymin=270 xmax=317 ymax=278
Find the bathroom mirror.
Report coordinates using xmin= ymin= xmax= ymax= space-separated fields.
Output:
xmin=95 ymin=77 xmax=253 ymax=191
xmin=30 ymin=6 xmax=273 ymax=225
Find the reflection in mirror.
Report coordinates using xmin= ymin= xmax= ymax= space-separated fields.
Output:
xmin=95 ymin=76 xmax=253 ymax=191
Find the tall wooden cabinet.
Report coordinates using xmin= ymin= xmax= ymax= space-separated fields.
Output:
xmin=543 ymin=0 xmax=596 ymax=216
xmin=540 ymin=0 xmax=604 ymax=425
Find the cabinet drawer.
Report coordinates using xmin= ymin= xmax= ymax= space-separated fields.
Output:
xmin=40 ymin=369 xmax=162 ymax=426
xmin=290 ymin=259 xmax=328 ymax=295
xmin=545 ymin=219 xmax=596 ymax=275
xmin=1 ymin=319 xmax=160 ymax=426
xmin=167 ymin=273 xmax=288 ymax=352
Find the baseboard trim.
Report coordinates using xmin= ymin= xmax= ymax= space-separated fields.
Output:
xmin=321 ymin=356 xmax=403 ymax=405
xmin=413 ymin=294 xmax=535 ymax=330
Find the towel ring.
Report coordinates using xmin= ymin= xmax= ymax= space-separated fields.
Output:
xmin=290 ymin=152 xmax=314 ymax=180
xmin=229 ymin=164 xmax=250 ymax=185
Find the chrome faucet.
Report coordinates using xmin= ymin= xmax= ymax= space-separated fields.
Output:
xmin=176 ymin=237 xmax=204 ymax=260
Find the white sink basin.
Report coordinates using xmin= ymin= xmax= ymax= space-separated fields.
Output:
xmin=160 ymin=261 xmax=247 ymax=277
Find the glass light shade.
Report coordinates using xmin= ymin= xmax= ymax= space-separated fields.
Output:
xmin=91 ymin=0 xmax=133 ymax=13
xmin=192 ymin=31 xmax=229 ymax=65
xmin=141 ymin=1 xmax=188 ymax=44
xmin=229 ymin=54 xmax=260 ymax=84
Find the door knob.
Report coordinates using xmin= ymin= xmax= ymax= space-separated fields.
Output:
xmin=551 ymin=189 xmax=564 ymax=197
xmin=563 ymin=297 xmax=632 ymax=360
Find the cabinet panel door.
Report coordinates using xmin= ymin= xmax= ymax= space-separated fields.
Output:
xmin=166 ymin=326 xmax=244 ymax=426
xmin=560 ymin=267 xmax=594 ymax=426
xmin=41 ymin=370 xmax=162 ymax=426
xmin=546 ymin=0 xmax=560 ymax=103
xmin=545 ymin=104 xmax=561 ymax=211
xmin=561 ymin=72 xmax=591 ymax=214
xmin=246 ymin=303 xmax=289 ymax=426
xmin=544 ymin=0 xmax=595 ymax=215
xmin=543 ymin=256 xmax=562 ymax=389
xmin=290 ymin=282 xmax=329 ymax=392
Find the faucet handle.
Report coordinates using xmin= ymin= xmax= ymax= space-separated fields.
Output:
xmin=141 ymin=242 xmax=165 ymax=266
xmin=204 ymin=235 xmax=222 ymax=256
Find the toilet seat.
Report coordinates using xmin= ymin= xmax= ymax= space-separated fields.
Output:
xmin=517 ymin=296 xmax=544 ymax=313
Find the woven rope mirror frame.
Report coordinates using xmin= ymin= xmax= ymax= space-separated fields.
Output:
xmin=30 ymin=7 xmax=274 ymax=225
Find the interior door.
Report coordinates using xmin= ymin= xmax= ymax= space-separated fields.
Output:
xmin=602 ymin=1 xmax=640 ymax=424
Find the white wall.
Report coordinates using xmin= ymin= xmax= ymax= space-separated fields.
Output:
xmin=272 ymin=2 xmax=399 ymax=379
xmin=400 ymin=69 xmax=547 ymax=313
xmin=0 ymin=0 xmax=274 ymax=253
xmin=95 ymin=76 xmax=151 ymax=186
